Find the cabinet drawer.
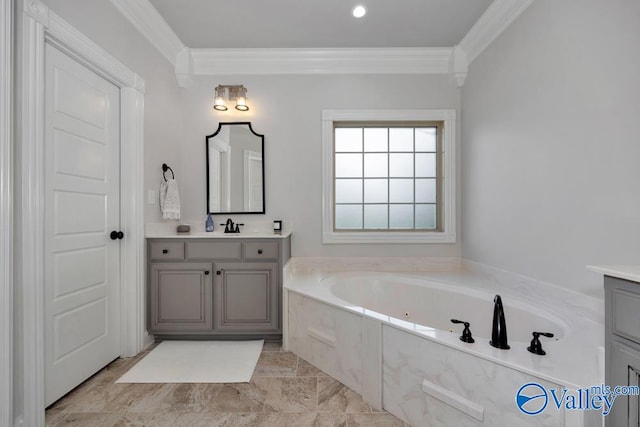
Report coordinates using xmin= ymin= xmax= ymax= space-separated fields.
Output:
xmin=243 ymin=242 xmax=278 ymax=260
xmin=186 ymin=241 xmax=241 ymax=259
xmin=149 ymin=241 xmax=184 ymax=260
xmin=612 ymin=288 xmax=640 ymax=342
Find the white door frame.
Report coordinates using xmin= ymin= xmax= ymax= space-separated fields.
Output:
xmin=20 ymin=1 xmax=145 ymax=425
xmin=1 ymin=0 xmax=13 ymax=425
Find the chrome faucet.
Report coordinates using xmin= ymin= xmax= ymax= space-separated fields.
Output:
xmin=490 ymin=295 xmax=510 ymax=350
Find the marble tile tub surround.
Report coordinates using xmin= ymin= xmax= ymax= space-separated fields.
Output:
xmin=285 ymin=257 xmax=604 ymax=325
xmin=284 ymin=256 xmax=464 ymax=276
xmin=464 ymin=259 xmax=604 ymax=325
xmin=382 ymin=325 xmax=566 ymax=427
xmin=283 ymin=257 xmax=604 ymax=390
xmin=145 ymin=219 xmax=293 ymax=238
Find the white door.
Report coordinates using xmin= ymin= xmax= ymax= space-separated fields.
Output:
xmin=44 ymin=43 xmax=121 ymax=406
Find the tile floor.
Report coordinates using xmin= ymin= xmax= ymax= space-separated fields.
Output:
xmin=46 ymin=342 xmax=408 ymax=426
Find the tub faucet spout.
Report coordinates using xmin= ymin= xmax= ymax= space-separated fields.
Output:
xmin=490 ymin=294 xmax=510 ymax=350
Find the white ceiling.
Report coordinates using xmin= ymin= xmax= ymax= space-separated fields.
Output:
xmin=148 ymin=0 xmax=493 ymax=49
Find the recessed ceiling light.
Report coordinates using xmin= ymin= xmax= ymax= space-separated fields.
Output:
xmin=352 ymin=5 xmax=367 ymax=18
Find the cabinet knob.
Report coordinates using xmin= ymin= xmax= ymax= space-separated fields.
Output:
xmin=204 ymin=270 xmax=210 ymax=275
xmin=216 ymin=270 xmax=221 ymax=275
xmin=258 ymin=249 xmax=263 ymax=254
xmin=162 ymin=249 xmax=168 ymax=254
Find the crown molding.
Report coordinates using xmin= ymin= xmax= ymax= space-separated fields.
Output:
xmin=175 ymin=47 xmax=193 ymax=88
xmin=458 ymin=0 xmax=533 ymax=64
xmin=190 ymin=47 xmax=452 ymax=77
xmin=109 ymin=0 xmax=184 ymax=66
xmin=111 ymin=0 xmax=532 ymax=86
xmin=449 ymin=46 xmax=468 ymax=87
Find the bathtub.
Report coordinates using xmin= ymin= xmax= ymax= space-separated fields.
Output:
xmin=327 ymin=273 xmax=567 ymax=343
xmin=284 ymin=262 xmax=604 ymax=427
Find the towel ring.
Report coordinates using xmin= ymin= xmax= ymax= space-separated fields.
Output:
xmin=162 ymin=163 xmax=174 ymax=182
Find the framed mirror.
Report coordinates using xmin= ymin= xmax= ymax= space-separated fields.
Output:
xmin=206 ymin=122 xmax=265 ymax=214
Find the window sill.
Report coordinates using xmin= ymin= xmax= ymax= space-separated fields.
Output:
xmin=322 ymin=230 xmax=456 ymax=244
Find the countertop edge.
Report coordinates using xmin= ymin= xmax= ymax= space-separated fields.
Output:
xmin=587 ymin=265 xmax=640 ymax=283
xmin=145 ymin=231 xmax=292 ymax=239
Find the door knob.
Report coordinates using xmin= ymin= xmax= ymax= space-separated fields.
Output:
xmin=110 ymin=230 xmax=124 ymax=240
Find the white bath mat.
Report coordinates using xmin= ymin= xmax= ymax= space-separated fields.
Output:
xmin=116 ymin=340 xmax=263 ymax=383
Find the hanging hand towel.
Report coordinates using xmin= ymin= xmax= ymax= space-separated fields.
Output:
xmin=160 ymin=178 xmax=181 ymax=220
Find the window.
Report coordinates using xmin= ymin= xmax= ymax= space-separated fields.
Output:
xmin=322 ymin=110 xmax=456 ymax=244
xmin=334 ymin=123 xmax=442 ymax=231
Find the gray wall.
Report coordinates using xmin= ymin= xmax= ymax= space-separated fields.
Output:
xmin=41 ymin=0 xmax=184 ymax=223
xmin=461 ymin=0 xmax=640 ymax=297
xmin=180 ymin=74 xmax=462 ymax=257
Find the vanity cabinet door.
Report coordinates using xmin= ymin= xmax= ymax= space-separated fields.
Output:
xmin=608 ymin=338 xmax=640 ymax=426
xmin=214 ymin=262 xmax=279 ymax=332
xmin=149 ymin=262 xmax=213 ymax=333
xmin=606 ymin=276 xmax=640 ymax=427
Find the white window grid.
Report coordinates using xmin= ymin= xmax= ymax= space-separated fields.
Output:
xmin=333 ymin=125 xmax=442 ymax=231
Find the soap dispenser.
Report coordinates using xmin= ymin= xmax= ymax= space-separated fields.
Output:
xmin=205 ymin=213 xmax=214 ymax=232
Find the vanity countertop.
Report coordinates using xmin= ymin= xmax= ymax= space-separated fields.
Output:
xmin=145 ymin=221 xmax=291 ymax=239
xmin=587 ymin=265 xmax=640 ymax=283
xmin=146 ymin=230 xmax=292 ymax=239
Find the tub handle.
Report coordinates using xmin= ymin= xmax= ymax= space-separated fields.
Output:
xmin=422 ymin=379 xmax=484 ymax=421
xmin=307 ymin=327 xmax=336 ymax=348
xmin=527 ymin=331 xmax=554 ymax=355
xmin=450 ymin=319 xmax=475 ymax=343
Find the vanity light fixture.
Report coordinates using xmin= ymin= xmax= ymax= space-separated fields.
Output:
xmin=213 ymin=86 xmax=227 ymax=111
xmin=212 ymin=84 xmax=250 ymax=112
xmin=234 ymin=86 xmax=249 ymax=111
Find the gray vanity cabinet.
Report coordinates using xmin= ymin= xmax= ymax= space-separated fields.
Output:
xmin=605 ymin=276 xmax=640 ymax=426
xmin=147 ymin=236 xmax=290 ymax=340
